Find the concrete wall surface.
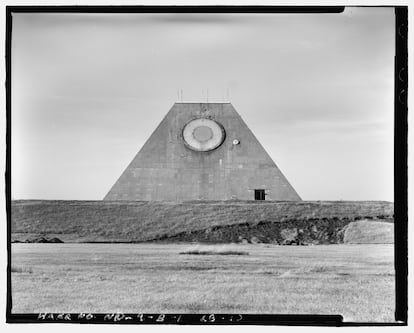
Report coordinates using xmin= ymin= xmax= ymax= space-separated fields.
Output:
xmin=104 ymin=103 xmax=301 ymax=202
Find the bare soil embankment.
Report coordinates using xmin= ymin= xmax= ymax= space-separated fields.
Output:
xmin=11 ymin=200 xmax=394 ymax=244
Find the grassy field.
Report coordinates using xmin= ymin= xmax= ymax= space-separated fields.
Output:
xmin=11 ymin=200 xmax=394 ymax=242
xmin=11 ymin=243 xmax=395 ymax=322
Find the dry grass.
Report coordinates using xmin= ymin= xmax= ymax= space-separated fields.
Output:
xmin=11 ymin=265 xmax=33 ymax=273
xmin=11 ymin=200 xmax=393 ymax=242
xmin=179 ymin=245 xmax=249 ymax=255
xmin=11 ymin=243 xmax=395 ymax=322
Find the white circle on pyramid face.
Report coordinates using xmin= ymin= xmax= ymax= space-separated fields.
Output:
xmin=183 ymin=118 xmax=225 ymax=151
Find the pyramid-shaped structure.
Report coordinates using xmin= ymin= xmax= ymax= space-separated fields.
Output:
xmin=104 ymin=102 xmax=301 ymax=201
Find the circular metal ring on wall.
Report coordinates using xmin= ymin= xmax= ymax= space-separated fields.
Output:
xmin=182 ymin=118 xmax=226 ymax=152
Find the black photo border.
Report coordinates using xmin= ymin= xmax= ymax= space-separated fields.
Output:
xmin=5 ymin=5 xmax=408 ymax=326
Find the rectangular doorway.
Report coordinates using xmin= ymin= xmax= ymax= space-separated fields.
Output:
xmin=254 ymin=189 xmax=265 ymax=200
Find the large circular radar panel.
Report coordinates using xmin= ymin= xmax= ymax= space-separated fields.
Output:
xmin=183 ymin=118 xmax=225 ymax=152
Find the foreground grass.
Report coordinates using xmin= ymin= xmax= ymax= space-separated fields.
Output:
xmin=179 ymin=245 xmax=249 ymax=255
xmin=11 ymin=243 xmax=395 ymax=322
xmin=11 ymin=266 xmax=33 ymax=274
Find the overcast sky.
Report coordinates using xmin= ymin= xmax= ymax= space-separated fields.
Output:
xmin=11 ymin=7 xmax=395 ymax=201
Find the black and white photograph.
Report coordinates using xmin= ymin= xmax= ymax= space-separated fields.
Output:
xmin=5 ymin=4 xmax=408 ymax=325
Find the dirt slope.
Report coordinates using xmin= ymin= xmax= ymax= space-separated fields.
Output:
xmin=344 ymin=221 xmax=394 ymax=244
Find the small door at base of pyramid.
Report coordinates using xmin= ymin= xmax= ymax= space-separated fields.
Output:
xmin=254 ymin=189 xmax=266 ymax=201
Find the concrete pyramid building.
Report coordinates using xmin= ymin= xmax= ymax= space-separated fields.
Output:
xmin=104 ymin=102 xmax=301 ymax=202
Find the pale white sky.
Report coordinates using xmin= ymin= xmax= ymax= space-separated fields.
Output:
xmin=11 ymin=7 xmax=395 ymax=201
